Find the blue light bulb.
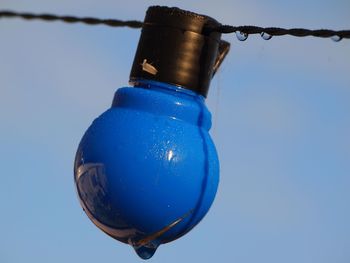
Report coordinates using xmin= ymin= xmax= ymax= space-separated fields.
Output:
xmin=74 ymin=80 xmax=219 ymax=259
xmin=74 ymin=6 xmax=230 ymax=259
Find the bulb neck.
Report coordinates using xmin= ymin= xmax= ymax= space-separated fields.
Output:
xmin=112 ymin=80 xmax=212 ymax=130
xmin=131 ymin=79 xmax=204 ymax=99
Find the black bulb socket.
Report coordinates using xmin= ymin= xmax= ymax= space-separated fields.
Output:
xmin=130 ymin=6 xmax=230 ymax=97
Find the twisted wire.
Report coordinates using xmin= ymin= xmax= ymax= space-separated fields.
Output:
xmin=1 ymin=10 xmax=349 ymax=40
xmin=0 ymin=10 xmax=143 ymax=28
xmin=217 ymin=25 xmax=350 ymax=39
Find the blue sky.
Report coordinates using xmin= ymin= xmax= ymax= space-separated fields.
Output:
xmin=0 ymin=1 xmax=349 ymax=262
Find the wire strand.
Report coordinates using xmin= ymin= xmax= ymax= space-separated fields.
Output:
xmin=217 ymin=25 xmax=350 ymax=39
xmin=0 ymin=10 xmax=143 ymax=28
xmin=1 ymin=10 xmax=349 ymax=40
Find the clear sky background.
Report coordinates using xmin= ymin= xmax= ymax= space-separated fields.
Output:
xmin=0 ymin=1 xmax=349 ymax=262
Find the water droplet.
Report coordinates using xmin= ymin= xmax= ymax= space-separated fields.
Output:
xmin=331 ymin=35 xmax=342 ymax=42
xmin=133 ymin=245 xmax=158 ymax=260
xmin=236 ymin=31 xmax=248 ymax=41
xmin=261 ymin=32 xmax=272 ymax=40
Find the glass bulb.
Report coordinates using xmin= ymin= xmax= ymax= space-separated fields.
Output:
xmin=74 ymin=80 xmax=219 ymax=259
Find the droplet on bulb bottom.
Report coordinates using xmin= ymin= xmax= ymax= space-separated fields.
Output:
xmin=261 ymin=32 xmax=272 ymax=40
xmin=133 ymin=245 xmax=158 ymax=260
xmin=236 ymin=31 xmax=248 ymax=41
xmin=331 ymin=35 xmax=343 ymax=42
xmin=129 ymin=209 xmax=194 ymax=259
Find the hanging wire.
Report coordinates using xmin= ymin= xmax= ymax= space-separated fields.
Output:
xmin=1 ymin=10 xmax=349 ymax=41
xmin=217 ymin=25 xmax=350 ymax=41
xmin=0 ymin=10 xmax=143 ymax=28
